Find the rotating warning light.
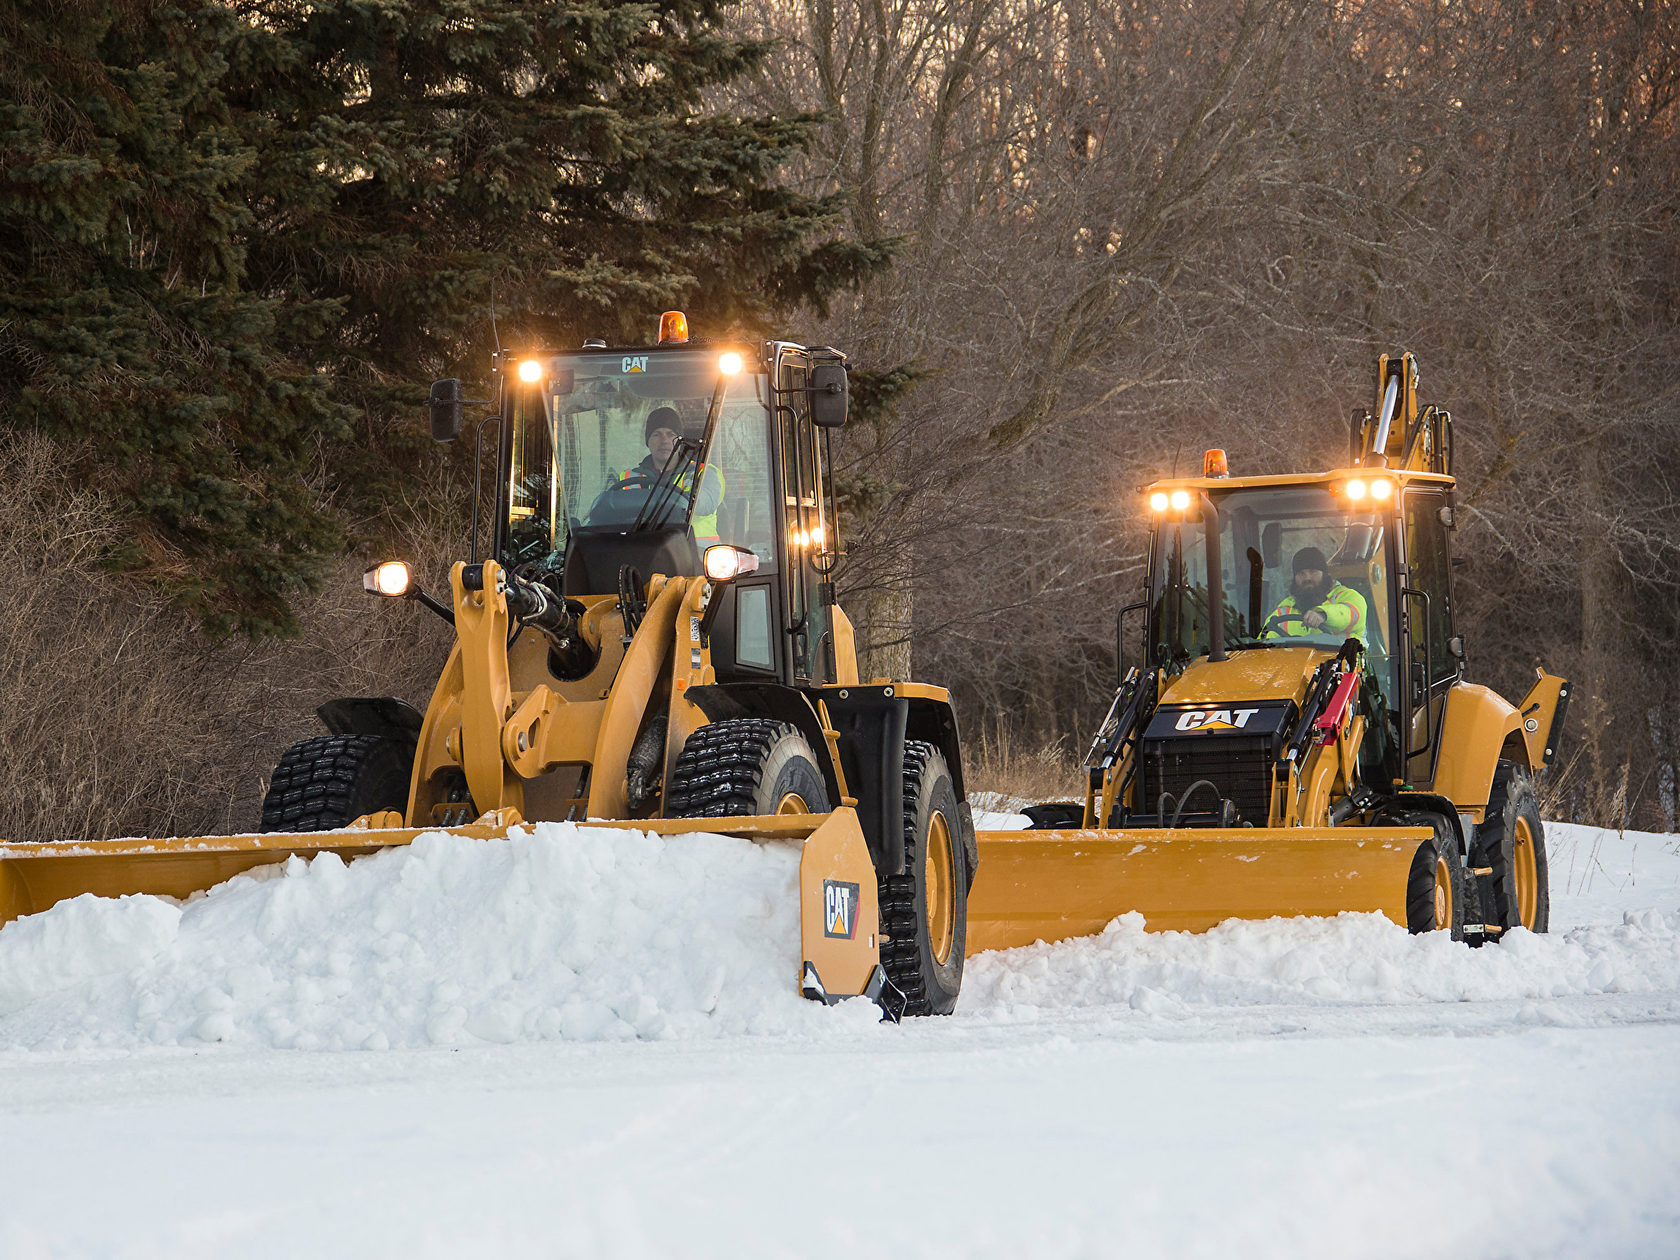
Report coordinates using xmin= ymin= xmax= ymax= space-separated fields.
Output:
xmin=364 ymin=560 xmax=412 ymax=598
xmin=659 ymin=311 xmax=690 ymax=343
xmin=1203 ymin=448 xmax=1229 ymax=478
xmin=517 ymin=359 xmax=543 ymax=383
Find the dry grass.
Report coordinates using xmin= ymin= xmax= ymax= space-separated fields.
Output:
xmin=0 ymin=432 xmax=457 ymax=843
xmin=964 ymin=722 xmax=1083 ymax=813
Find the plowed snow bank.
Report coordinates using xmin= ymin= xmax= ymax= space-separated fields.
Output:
xmin=3 ymin=821 xmax=1676 ymax=1049
xmin=0 ymin=825 xmax=871 ymax=1050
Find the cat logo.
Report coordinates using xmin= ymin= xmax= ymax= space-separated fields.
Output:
xmin=1175 ymin=707 xmax=1261 ymax=733
xmin=621 ymin=355 xmax=649 ymax=373
xmin=823 ymin=879 xmax=860 ymax=940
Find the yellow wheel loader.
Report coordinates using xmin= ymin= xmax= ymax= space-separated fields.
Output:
xmin=968 ymin=353 xmax=1569 ymax=951
xmin=1 ymin=317 xmax=978 ymax=1017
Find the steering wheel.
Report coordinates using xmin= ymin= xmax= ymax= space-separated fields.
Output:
xmin=586 ymin=478 xmax=656 ymax=527
xmin=1261 ymin=611 xmax=1310 ymax=637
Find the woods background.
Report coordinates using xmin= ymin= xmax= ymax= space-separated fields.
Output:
xmin=3 ymin=0 xmax=1676 ymax=840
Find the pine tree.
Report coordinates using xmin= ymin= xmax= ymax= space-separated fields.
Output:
xmin=231 ymin=0 xmax=886 ymax=499
xmin=0 ymin=0 xmax=349 ymax=636
xmin=1 ymin=0 xmax=884 ymax=635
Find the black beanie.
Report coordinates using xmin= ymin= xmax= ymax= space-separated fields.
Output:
xmin=645 ymin=406 xmax=681 ymax=440
xmin=1292 ymin=546 xmax=1329 ymax=574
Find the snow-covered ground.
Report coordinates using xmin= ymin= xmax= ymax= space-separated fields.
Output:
xmin=2 ymin=819 xmax=1677 ymax=1258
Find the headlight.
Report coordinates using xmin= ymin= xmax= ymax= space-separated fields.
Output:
xmin=1371 ymin=478 xmax=1394 ymax=501
xmin=719 ymin=351 xmax=743 ymax=376
xmin=1346 ymin=479 xmax=1367 ymax=500
xmin=1169 ymin=489 xmax=1191 ymax=511
xmin=704 ymin=545 xmax=761 ymax=583
xmin=517 ymin=359 xmax=543 ymax=382
xmin=1149 ymin=491 xmax=1170 ymax=512
xmin=364 ymin=561 xmax=412 ymax=598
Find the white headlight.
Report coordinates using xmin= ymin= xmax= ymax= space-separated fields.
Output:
xmin=1169 ymin=489 xmax=1191 ymax=511
xmin=1346 ymin=479 xmax=1368 ymax=500
xmin=1149 ymin=491 xmax=1170 ymax=512
xmin=719 ymin=352 xmax=743 ymax=376
xmin=364 ymin=561 xmax=412 ymax=597
xmin=518 ymin=359 xmax=543 ymax=382
xmin=1371 ymin=478 xmax=1394 ymax=501
xmin=704 ymin=545 xmax=760 ymax=582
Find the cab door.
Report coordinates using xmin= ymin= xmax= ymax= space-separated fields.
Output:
xmin=1400 ymin=486 xmax=1458 ymax=783
xmin=774 ymin=346 xmax=833 ymax=684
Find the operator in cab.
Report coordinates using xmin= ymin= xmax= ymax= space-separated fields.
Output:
xmin=1263 ymin=546 xmax=1367 ymax=639
xmin=613 ymin=406 xmax=725 ymax=543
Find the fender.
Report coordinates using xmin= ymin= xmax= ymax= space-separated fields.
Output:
xmin=316 ymin=696 xmax=425 ymax=751
xmin=1430 ymin=683 xmax=1526 ymax=812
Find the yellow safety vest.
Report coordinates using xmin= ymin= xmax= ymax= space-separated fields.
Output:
xmin=619 ymin=461 xmax=725 ymax=542
xmin=1266 ymin=582 xmax=1367 ymax=637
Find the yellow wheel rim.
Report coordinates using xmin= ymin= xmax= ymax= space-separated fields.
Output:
xmin=1513 ymin=817 xmax=1539 ymax=928
xmin=776 ymin=792 xmax=810 ymax=815
xmin=1433 ymin=853 xmax=1453 ymax=931
xmin=925 ymin=811 xmax=956 ymax=966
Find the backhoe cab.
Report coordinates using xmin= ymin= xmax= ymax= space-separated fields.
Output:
xmin=968 ymin=354 xmax=1568 ymax=950
xmin=1 ymin=318 xmax=976 ymax=1018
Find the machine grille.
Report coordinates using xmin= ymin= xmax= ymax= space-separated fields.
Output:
xmin=1136 ymin=734 xmax=1276 ymax=826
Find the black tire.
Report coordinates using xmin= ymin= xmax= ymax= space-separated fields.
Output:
xmin=1474 ymin=761 xmax=1550 ymax=934
xmin=260 ymin=734 xmax=413 ymax=832
xmin=878 ymin=742 xmax=968 ymax=1016
xmin=1404 ymin=811 xmax=1467 ymax=941
xmin=665 ymin=719 xmax=831 ymax=817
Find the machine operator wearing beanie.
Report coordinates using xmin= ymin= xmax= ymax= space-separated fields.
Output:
xmin=1263 ymin=545 xmax=1367 ymax=638
xmin=616 ymin=406 xmax=725 ymax=542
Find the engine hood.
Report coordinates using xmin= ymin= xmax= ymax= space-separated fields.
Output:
xmin=1161 ymin=647 xmax=1330 ymax=708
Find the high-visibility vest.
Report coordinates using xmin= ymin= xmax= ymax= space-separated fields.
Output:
xmin=1266 ymin=582 xmax=1367 ymax=637
xmin=618 ymin=461 xmax=725 ymax=543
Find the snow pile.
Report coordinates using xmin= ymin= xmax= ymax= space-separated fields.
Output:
xmin=0 ymin=824 xmax=873 ymax=1051
xmin=964 ymin=908 xmax=1680 ymax=1015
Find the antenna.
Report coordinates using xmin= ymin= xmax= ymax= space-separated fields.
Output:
xmin=490 ymin=275 xmax=502 ymax=355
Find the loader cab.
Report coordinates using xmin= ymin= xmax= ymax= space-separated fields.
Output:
xmin=490 ymin=337 xmax=847 ymax=688
xmin=1139 ymin=470 xmax=1460 ymax=789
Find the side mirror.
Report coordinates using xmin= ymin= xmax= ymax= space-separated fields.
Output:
xmin=429 ymin=378 xmax=464 ymax=443
xmin=809 ymin=364 xmax=848 ymax=428
xmin=1437 ymin=504 xmax=1456 ymax=529
xmin=1447 ymin=635 xmax=1465 ymax=660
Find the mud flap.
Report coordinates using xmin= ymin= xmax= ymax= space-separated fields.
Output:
xmin=965 ymin=825 xmax=1432 ymax=953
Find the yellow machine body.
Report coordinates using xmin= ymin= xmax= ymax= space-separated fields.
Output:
xmin=0 ymin=559 xmax=890 ymax=1002
xmin=962 ymin=354 xmax=1569 ymax=951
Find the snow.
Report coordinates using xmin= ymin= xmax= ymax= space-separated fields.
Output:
xmin=0 ymin=825 xmax=869 ymax=1050
xmin=2 ymin=820 xmax=1677 ymax=1258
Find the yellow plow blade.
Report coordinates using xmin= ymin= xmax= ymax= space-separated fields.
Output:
xmin=966 ymin=825 xmax=1432 ymax=954
xmin=0 ymin=809 xmax=883 ymax=1002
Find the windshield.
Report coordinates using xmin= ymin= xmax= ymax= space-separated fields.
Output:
xmin=1148 ymin=484 xmax=1391 ymax=662
xmin=503 ymin=348 xmax=777 ymax=571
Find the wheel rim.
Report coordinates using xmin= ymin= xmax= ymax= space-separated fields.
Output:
xmin=776 ymin=792 xmax=810 ymax=815
xmin=925 ymin=811 xmax=956 ymax=966
xmin=1433 ymin=853 xmax=1453 ymax=931
xmin=1513 ymin=817 xmax=1539 ymax=928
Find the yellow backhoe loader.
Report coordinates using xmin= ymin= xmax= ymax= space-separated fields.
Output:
xmin=1 ymin=317 xmax=978 ymax=1016
xmin=968 ymin=354 xmax=1569 ymax=951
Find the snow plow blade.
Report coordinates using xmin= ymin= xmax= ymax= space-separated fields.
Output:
xmin=965 ymin=825 xmax=1432 ymax=954
xmin=0 ymin=809 xmax=885 ymax=1003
